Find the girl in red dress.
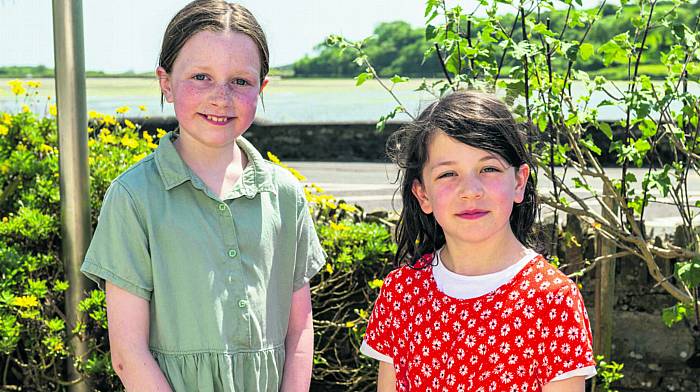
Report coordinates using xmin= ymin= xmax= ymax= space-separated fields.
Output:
xmin=361 ymin=91 xmax=596 ymax=392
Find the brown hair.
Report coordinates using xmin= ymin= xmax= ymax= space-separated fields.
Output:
xmin=387 ymin=90 xmax=539 ymax=267
xmin=159 ymin=0 xmax=269 ymax=84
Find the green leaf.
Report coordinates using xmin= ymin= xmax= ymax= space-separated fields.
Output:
xmin=390 ymin=75 xmax=409 ymax=84
xmin=676 ymin=259 xmax=700 ymax=289
xmin=581 ymin=137 xmax=601 ymax=155
xmin=598 ymin=122 xmax=613 ymax=140
xmin=354 ymin=72 xmax=373 ymax=86
xmin=634 ymin=138 xmax=652 ymax=154
xmin=579 ymin=43 xmax=594 ymax=61
xmin=662 ymin=304 xmax=692 ymax=327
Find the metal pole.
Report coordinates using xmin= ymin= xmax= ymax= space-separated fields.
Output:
xmin=52 ymin=0 xmax=91 ymax=390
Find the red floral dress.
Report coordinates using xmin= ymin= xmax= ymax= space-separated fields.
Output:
xmin=363 ymin=254 xmax=595 ymax=392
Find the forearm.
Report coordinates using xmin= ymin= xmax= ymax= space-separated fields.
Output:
xmin=112 ymin=348 xmax=172 ymax=391
xmin=281 ymin=284 xmax=314 ymax=392
xmin=280 ymin=320 xmax=314 ymax=391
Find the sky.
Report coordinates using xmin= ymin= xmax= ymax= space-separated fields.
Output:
xmin=0 ymin=0 xmax=430 ymax=73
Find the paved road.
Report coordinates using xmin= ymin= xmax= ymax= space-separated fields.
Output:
xmin=290 ymin=161 xmax=700 ymax=235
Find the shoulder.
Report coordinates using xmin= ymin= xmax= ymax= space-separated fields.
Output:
xmin=111 ymin=153 xmax=160 ymax=198
xmin=383 ymin=259 xmax=434 ymax=291
xmin=523 ymin=255 xmax=582 ymax=303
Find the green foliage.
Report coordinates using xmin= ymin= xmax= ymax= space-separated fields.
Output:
xmin=294 ymin=21 xmax=443 ymax=77
xmin=0 ymin=87 xmax=161 ymax=389
xmin=595 ymin=355 xmax=625 ymax=392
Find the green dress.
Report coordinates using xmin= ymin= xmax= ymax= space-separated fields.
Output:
xmin=81 ymin=132 xmax=326 ymax=391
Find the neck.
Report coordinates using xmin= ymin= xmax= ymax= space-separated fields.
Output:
xmin=440 ymin=231 xmax=528 ymax=276
xmin=173 ymin=131 xmax=245 ymax=174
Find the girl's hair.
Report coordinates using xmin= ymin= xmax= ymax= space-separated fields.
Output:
xmin=158 ymin=0 xmax=269 ymax=103
xmin=387 ymin=90 xmax=538 ymax=267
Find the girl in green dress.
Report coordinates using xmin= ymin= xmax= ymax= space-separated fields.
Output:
xmin=81 ymin=1 xmax=325 ymax=391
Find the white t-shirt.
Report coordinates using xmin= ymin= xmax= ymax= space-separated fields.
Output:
xmin=360 ymin=248 xmax=597 ymax=383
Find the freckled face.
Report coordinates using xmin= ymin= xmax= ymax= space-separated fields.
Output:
xmin=411 ymin=132 xmax=530 ymax=246
xmin=157 ymin=30 xmax=267 ymax=149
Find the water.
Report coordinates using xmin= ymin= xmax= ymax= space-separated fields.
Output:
xmin=1 ymin=77 xmax=698 ymax=123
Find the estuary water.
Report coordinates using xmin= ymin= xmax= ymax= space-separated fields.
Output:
xmin=1 ymin=77 xmax=698 ymax=123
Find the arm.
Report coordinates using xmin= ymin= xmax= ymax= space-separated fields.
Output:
xmin=281 ymin=283 xmax=314 ymax=392
xmin=377 ymin=361 xmax=397 ymax=392
xmin=106 ymin=282 xmax=172 ymax=391
xmin=542 ymin=376 xmax=586 ymax=392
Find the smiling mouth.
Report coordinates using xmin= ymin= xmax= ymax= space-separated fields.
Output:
xmin=457 ymin=210 xmax=489 ymax=220
xmin=200 ymin=113 xmax=233 ymax=125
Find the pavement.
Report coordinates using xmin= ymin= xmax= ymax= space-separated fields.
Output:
xmin=291 ymin=161 xmax=700 ymax=236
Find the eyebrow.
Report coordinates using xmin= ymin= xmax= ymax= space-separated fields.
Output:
xmin=430 ymin=154 xmax=504 ymax=169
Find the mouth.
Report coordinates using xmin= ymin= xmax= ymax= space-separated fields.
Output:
xmin=456 ymin=209 xmax=489 ymax=220
xmin=199 ymin=113 xmax=233 ymax=125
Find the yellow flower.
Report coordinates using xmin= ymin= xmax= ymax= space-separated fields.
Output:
xmin=345 ymin=321 xmax=356 ymax=328
xmin=26 ymin=80 xmax=41 ymax=89
xmin=1 ymin=216 xmax=7 ymax=222
xmin=21 ymin=105 xmax=30 ymax=113
xmin=120 ymin=136 xmax=139 ymax=148
xmin=148 ymin=142 xmax=158 ymax=149
xmin=143 ymin=131 xmax=153 ymax=143
xmin=88 ymin=110 xmax=102 ymax=120
xmin=124 ymin=119 xmax=136 ymax=129
xmin=40 ymin=144 xmax=54 ymax=154
xmin=267 ymin=151 xmax=281 ymax=164
xmin=17 ymin=143 xmax=26 ymax=152
xmin=87 ymin=139 xmax=96 ymax=148
xmin=288 ymin=168 xmax=306 ymax=182
xmin=99 ymin=131 xmax=116 ymax=144
xmin=325 ymin=263 xmax=334 ymax=274
xmin=2 ymin=113 xmax=11 ymax=125
xmin=329 ymin=221 xmax=348 ymax=231
xmin=339 ymin=203 xmax=358 ymax=213
xmin=138 ymin=105 xmax=147 ymax=111
xmin=132 ymin=152 xmax=147 ymax=163
xmin=12 ymin=295 xmax=39 ymax=308
xmin=0 ymin=163 xmax=9 ymax=174
xmin=0 ymin=124 xmax=8 ymax=136
xmin=312 ymin=184 xmax=325 ymax=194
xmin=368 ymin=279 xmax=384 ymax=289
xmin=115 ymin=106 xmax=130 ymax=114
xmin=8 ymin=80 xmax=25 ymax=96
xmin=103 ymin=115 xmax=117 ymax=126
xmin=49 ymin=104 xmax=57 ymax=117
xmin=156 ymin=128 xmax=167 ymax=138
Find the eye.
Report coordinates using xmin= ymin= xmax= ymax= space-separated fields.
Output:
xmin=481 ymin=166 xmax=502 ymax=173
xmin=233 ymin=78 xmax=249 ymax=86
xmin=193 ymin=74 xmax=208 ymax=81
xmin=437 ymin=171 xmax=456 ymax=179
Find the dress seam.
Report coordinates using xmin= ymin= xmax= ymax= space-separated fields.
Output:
xmin=149 ymin=344 xmax=284 ymax=356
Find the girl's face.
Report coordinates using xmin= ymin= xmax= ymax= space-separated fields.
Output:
xmin=157 ymin=30 xmax=267 ymax=149
xmin=411 ymin=132 xmax=529 ymax=248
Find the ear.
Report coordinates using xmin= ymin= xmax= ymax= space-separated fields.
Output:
xmin=411 ymin=179 xmax=433 ymax=214
xmin=513 ymin=164 xmax=530 ymax=204
xmin=259 ymin=77 xmax=269 ymax=93
xmin=156 ymin=66 xmax=174 ymax=103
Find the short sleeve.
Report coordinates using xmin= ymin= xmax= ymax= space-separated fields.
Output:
xmin=361 ymin=271 xmax=398 ymax=361
xmin=537 ymin=282 xmax=596 ymax=384
xmin=292 ymin=184 xmax=326 ymax=291
xmin=80 ymin=180 xmax=153 ymax=300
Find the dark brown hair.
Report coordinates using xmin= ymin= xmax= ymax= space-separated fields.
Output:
xmin=159 ymin=1 xmax=269 ymax=91
xmin=387 ymin=90 xmax=539 ymax=267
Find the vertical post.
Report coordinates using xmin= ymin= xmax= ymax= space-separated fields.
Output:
xmin=52 ymin=1 xmax=91 ymax=390
xmin=594 ymin=185 xmax=617 ymax=359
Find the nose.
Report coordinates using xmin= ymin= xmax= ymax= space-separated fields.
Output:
xmin=459 ymin=174 xmax=484 ymax=199
xmin=209 ymin=82 xmax=233 ymax=106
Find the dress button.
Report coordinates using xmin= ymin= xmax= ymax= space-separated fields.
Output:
xmin=218 ymin=203 xmax=227 ymax=211
xmin=238 ymin=299 xmax=248 ymax=308
xmin=228 ymin=249 xmax=237 ymax=258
